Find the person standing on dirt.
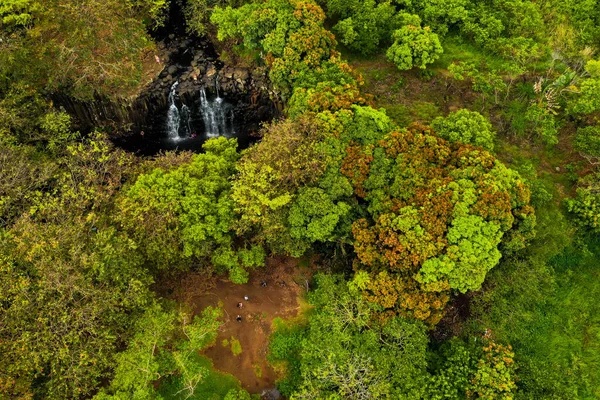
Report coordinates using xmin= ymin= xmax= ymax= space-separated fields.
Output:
xmin=237 ymin=302 xmax=243 ymax=309
xmin=244 ymin=296 xmax=249 ymax=301
xmin=236 ymin=315 xmax=242 ymax=322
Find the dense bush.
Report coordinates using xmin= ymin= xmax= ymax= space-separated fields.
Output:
xmin=386 ymin=24 xmax=443 ymax=70
xmin=432 ymin=109 xmax=496 ymax=151
xmin=574 ymin=125 xmax=600 ymax=163
xmin=269 ymin=274 xmax=430 ymax=398
xmin=566 ymin=173 xmax=600 ymax=232
xmin=2 ymin=0 xmax=600 ymax=398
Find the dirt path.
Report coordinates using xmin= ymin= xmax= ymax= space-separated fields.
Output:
xmin=168 ymin=256 xmax=311 ymax=395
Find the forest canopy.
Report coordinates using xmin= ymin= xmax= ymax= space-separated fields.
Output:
xmin=1 ymin=0 xmax=599 ymax=398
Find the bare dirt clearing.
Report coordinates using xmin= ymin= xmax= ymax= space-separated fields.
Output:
xmin=162 ymin=256 xmax=313 ymax=394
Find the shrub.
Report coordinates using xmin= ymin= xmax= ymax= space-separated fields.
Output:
xmin=386 ymin=25 xmax=443 ymax=70
xmin=432 ymin=109 xmax=496 ymax=151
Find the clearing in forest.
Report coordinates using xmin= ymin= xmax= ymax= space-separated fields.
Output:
xmin=165 ymin=256 xmax=312 ymax=394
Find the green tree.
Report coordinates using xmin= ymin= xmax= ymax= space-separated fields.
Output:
xmin=211 ymin=0 xmax=338 ymax=97
xmin=330 ymin=0 xmax=401 ymax=55
xmin=448 ymin=62 xmax=509 ymax=106
xmin=408 ymin=0 xmax=468 ymax=36
xmin=386 ymin=24 xmax=443 ymax=71
xmin=0 ymin=135 xmax=54 ymax=226
xmin=1 ymin=0 xmax=164 ymax=99
xmin=269 ymin=274 xmax=430 ymax=398
xmin=232 ymin=116 xmax=328 ymax=255
xmin=417 ymin=214 xmax=504 ymax=293
xmin=524 ymin=102 xmax=559 ymax=145
xmin=468 ymin=341 xmax=517 ymax=399
xmin=288 ymin=186 xmax=352 ymax=244
xmin=95 ymin=305 xmax=234 ymax=399
xmin=184 ymin=0 xmax=246 ymax=36
xmin=427 ymin=337 xmax=518 ymax=399
xmin=93 ymin=304 xmax=176 ymax=399
xmin=120 ymin=137 xmax=261 ymax=282
xmin=0 ymin=0 xmax=40 ymax=31
xmin=566 ymin=172 xmax=600 ymax=232
xmin=350 ymin=124 xmax=535 ymax=324
xmin=428 ymin=338 xmax=479 ymax=400
xmin=0 ymin=131 xmax=147 ymax=396
xmin=432 ymin=109 xmax=496 ymax=151
xmin=571 ymin=59 xmax=600 ymax=115
xmin=0 ymin=222 xmax=152 ymax=398
xmin=574 ymin=125 xmax=600 ymax=164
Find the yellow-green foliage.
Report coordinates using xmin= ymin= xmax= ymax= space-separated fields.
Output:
xmin=386 ymin=25 xmax=443 ymax=70
xmin=230 ymin=337 xmax=242 ymax=356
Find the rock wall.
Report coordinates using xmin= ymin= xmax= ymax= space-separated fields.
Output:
xmin=56 ymin=37 xmax=281 ymax=138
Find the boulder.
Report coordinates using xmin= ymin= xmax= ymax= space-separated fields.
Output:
xmin=234 ymin=68 xmax=250 ymax=82
xmin=206 ymin=64 xmax=217 ymax=78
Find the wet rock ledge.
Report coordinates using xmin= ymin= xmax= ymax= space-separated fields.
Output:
xmin=55 ymin=36 xmax=281 ymax=139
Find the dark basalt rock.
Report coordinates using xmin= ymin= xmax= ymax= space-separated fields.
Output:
xmin=55 ymin=36 xmax=281 ymax=155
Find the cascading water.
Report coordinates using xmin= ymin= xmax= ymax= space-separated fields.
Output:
xmin=166 ymin=81 xmax=193 ymax=141
xmin=198 ymin=87 xmax=235 ymax=137
xmin=113 ymin=38 xmax=275 ymax=155
xmin=166 ymin=82 xmax=181 ymax=140
xmin=166 ymin=79 xmax=234 ymax=141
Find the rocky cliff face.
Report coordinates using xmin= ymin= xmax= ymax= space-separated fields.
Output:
xmin=56 ymin=36 xmax=280 ymax=142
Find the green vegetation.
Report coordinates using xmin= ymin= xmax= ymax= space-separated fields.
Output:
xmin=1 ymin=0 xmax=600 ymax=398
xmin=387 ymin=24 xmax=443 ymax=70
xmin=270 ymin=274 xmax=430 ymax=398
xmin=252 ymin=364 xmax=262 ymax=378
xmin=230 ymin=337 xmax=242 ymax=356
xmin=159 ymin=356 xmax=250 ymax=400
xmin=432 ymin=109 xmax=496 ymax=151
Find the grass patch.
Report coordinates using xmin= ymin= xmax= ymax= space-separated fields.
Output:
xmin=434 ymin=36 xmax=507 ymax=71
xmin=410 ymin=101 xmax=441 ymax=123
xmin=230 ymin=337 xmax=242 ymax=356
xmin=298 ymin=256 xmax=311 ymax=269
xmin=253 ymin=363 xmax=262 ymax=378
xmin=254 ymin=312 xmax=267 ymax=322
xmin=470 ymin=179 xmax=599 ymax=399
xmin=380 ymin=103 xmax=411 ymax=127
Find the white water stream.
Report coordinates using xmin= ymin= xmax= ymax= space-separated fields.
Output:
xmin=166 ymin=80 xmax=235 ymax=141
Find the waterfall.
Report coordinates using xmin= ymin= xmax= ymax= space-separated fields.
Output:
xmin=199 ymin=88 xmax=235 ymax=137
xmin=166 ymin=82 xmax=180 ymax=140
xmin=165 ymin=80 xmax=235 ymax=141
xmin=166 ymin=81 xmax=192 ymax=141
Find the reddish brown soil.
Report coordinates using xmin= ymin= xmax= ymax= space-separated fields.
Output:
xmin=167 ymin=256 xmax=313 ymax=394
